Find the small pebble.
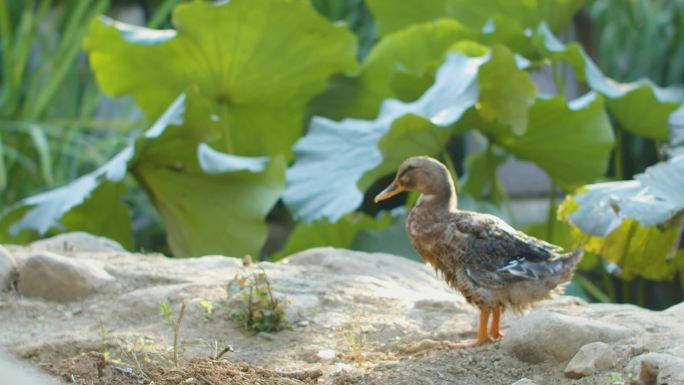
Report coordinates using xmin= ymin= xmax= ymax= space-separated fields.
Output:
xmin=317 ymin=349 xmax=336 ymax=362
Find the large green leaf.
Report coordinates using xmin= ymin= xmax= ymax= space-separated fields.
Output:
xmin=135 ymin=137 xmax=285 ymax=257
xmin=534 ymin=25 xmax=684 ymax=140
xmin=129 ymin=94 xmax=287 ymax=257
xmin=273 ymin=212 xmax=392 ymax=261
xmin=477 ymin=45 xmax=536 ymax=134
xmin=485 ymin=94 xmax=614 ymax=190
xmin=367 ymin=0 xmax=584 ymax=37
xmin=1 ymin=94 xmax=286 ymax=257
xmin=310 ymin=18 xmax=477 ymax=120
xmin=285 ymin=52 xmax=487 ymax=221
xmin=0 ymin=141 xmax=135 ymax=248
xmin=559 ymin=154 xmax=684 ymax=280
xmin=564 ymin=154 xmax=684 ymax=237
xmin=351 ymin=207 xmax=420 ymax=261
xmin=459 ymin=144 xmax=508 ymax=200
xmin=84 ymin=0 xmax=357 ymax=157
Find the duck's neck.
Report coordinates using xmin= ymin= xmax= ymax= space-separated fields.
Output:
xmin=417 ymin=181 xmax=457 ymax=212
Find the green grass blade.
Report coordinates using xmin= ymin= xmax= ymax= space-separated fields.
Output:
xmin=0 ymin=135 xmax=7 ymax=192
xmin=28 ymin=124 xmax=54 ymax=186
xmin=148 ymin=0 xmax=182 ymax=28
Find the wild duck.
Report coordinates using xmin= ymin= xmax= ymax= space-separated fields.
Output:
xmin=374 ymin=156 xmax=582 ymax=346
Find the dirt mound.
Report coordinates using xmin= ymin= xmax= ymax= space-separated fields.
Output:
xmin=2 ymin=233 xmax=684 ymax=385
xmin=41 ymin=352 xmax=322 ymax=385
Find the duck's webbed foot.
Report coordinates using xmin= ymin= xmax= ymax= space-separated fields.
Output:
xmin=448 ymin=308 xmax=496 ymax=348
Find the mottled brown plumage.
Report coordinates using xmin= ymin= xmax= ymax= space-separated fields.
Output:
xmin=374 ymin=156 xmax=582 ymax=346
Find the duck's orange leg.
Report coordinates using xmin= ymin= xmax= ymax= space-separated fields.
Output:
xmin=488 ymin=307 xmax=504 ymax=341
xmin=452 ymin=308 xmax=490 ymax=347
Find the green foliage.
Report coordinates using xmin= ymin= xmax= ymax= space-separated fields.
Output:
xmin=1 ymin=0 xmax=354 ymax=257
xmin=227 ymin=270 xmax=289 ymax=333
xmin=588 ymin=0 xmax=684 ymax=85
xmin=1 ymin=95 xmax=286 ymax=257
xmin=0 ymin=0 xmax=132 ymax=207
xmin=199 ymin=300 xmax=213 ymax=320
xmin=84 ymin=0 xmax=357 ymax=157
xmin=559 ymin=155 xmax=684 ymax=280
xmin=274 ymin=212 xmax=392 ymax=260
xmin=367 ymin=0 xmax=584 ymax=37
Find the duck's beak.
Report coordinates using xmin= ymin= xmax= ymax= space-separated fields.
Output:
xmin=374 ymin=180 xmax=405 ymax=203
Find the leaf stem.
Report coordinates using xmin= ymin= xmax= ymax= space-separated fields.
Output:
xmin=637 ymin=278 xmax=646 ymax=308
xmin=574 ymin=273 xmax=612 ymax=303
xmin=219 ymin=104 xmax=235 ymax=153
xmin=614 ymin=126 xmax=625 ymax=180
xmin=552 ymin=61 xmax=566 ymax=97
xmin=486 ymin=142 xmax=499 ymax=206
xmin=442 ymin=150 xmax=458 ymax=192
xmin=599 ymin=262 xmax=617 ymax=302
xmin=172 ymin=302 xmax=186 ymax=368
xmin=546 ymin=183 xmax=557 ymax=242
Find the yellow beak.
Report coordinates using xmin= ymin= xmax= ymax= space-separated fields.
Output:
xmin=374 ymin=180 xmax=406 ymax=203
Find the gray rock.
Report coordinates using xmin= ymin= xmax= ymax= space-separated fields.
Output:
xmin=627 ymin=352 xmax=684 ymax=385
xmin=30 ymin=232 xmax=125 ymax=253
xmin=0 ymin=351 xmax=54 ymax=385
xmin=665 ymin=301 xmax=684 ymax=320
xmin=0 ymin=245 xmax=17 ymax=290
xmin=564 ymin=341 xmax=617 ymax=378
xmin=503 ymin=310 xmax=631 ymax=363
xmin=509 ymin=379 xmax=538 ymax=385
xmin=17 ymin=251 xmax=115 ymax=302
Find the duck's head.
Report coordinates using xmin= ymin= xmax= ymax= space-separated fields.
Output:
xmin=373 ymin=156 xmax=456 ymax=203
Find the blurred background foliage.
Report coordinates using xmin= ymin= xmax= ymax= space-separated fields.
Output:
xmin=0 ymin=0 xmax=683 ymax=310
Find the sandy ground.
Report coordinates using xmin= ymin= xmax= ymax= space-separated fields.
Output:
xmin=2 ymin=234 xmax=683 ymax=385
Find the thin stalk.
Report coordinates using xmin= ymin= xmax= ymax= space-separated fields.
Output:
xmin=636 ymin=278 xmax=646 ymax=307
xmin=0 ymin=135 xmax=6 ymax=192
xmin=621 ymin=278 xmax=631 ymax=304
xmin=619 ymin=221 xmax=638 ymax=303
xmin=147 ymin=0 xmax=180 ymax=28
xmin=486 ymin=142 xmax=499 ymax=206
xmin=614 ymin=126 xmax=625 ymax=180
xmin=654 ymin=139 xmax=664 ymax=162
xmin=0 ymin=0 xmax=13 ymax=110
xmin=219 ymin=104 xmax=235 ymax=153
xmin=13 ymin=0 xmax=50 ymax=116
xmin=599 ymin=262 xmax=617 ymax=302
xmin=546 ymin=184 xmax=557 ymax=242
xmin=552 ymin=61 xmax=566 ymax=97
xmin=442 ymin=150 xmax=458 ymax=192
xmin=574 ymin=273 xmax=612 ymax=303
xmin=172 ymin=302 xmax=186 ymax=368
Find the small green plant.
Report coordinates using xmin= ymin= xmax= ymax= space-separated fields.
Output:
xmin=227 ymin=270 xmax=289 ymax=333
xmin=341 ymin=310 xmax=366 ymax=366
xmin=602 ymin=371 xmax=637 ymax=385
xmin=159 ymin=301 xmax=186 ymax=368
xmin=199 ymin=299 xmax=214 ymax=320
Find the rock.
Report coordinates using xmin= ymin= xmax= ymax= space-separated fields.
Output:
xmin=627 ymin=352 xmax=684 ymax=385
xmin=0 ymin=245 xmax=17 ymax=290
xmin=564 ymin=342 xmax=617 ymax=378
xmin=0 ymin=351 xmax=53 ymax=385
xmin=509 ymin=379 xmax=538 ymax=385
xmin=502 ymin=310 xmax=631 ymax=363
xmin=29 ymin=232 xmax=125 ymax=253
xmin=17 ymin=252 xmax=115 ymax=302
xmin=665 ymin=301 xmax=684 ymax=319
xmin=317 ymin=349 xmax=336 ymax=362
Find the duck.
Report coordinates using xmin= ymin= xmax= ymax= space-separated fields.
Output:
xmin=374 ymin=156 xmax=582 ymax=346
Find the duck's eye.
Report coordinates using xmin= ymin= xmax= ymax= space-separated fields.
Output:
xmin=398 ymin=165 xmax=416 ymax=179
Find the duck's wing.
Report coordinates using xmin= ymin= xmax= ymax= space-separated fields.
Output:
xmin=455 ymin=213 xmax=568 ymax=289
